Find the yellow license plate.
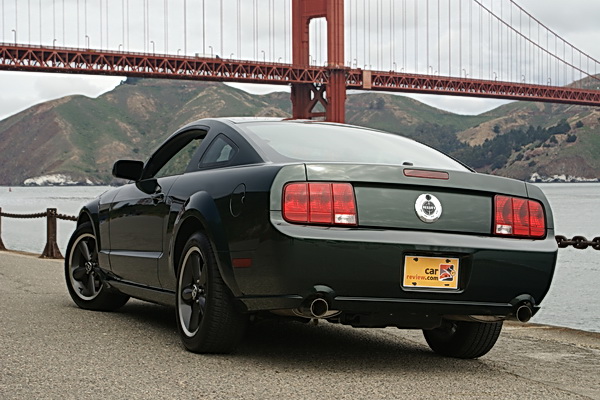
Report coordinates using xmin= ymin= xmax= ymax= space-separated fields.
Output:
xmin=403 ymin=256 xmax=460 ymax=290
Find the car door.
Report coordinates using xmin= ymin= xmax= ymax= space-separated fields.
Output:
xmin=108 ymin=129 xmax=207 ymax=286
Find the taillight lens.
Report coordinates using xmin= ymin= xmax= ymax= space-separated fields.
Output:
xmin=282 ymin=183 xmax=308 ymax=222
xmin=494 ymin=195 xmax=546 ymax=238
xmin=283 ymin=182 xmax=357 ymax=226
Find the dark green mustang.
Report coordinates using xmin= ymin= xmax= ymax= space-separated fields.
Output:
xmin=65 ymin=118 xmax=557 ymax=358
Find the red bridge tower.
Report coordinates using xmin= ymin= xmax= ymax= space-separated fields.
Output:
xmin=291 ymin=0 xmax=346 ymax=122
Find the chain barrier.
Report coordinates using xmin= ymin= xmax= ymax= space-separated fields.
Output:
xmin=0 ymin=209 xmax=77 ymax=221
xmin=2 ymin=206 xmax=600 ymax=258
xmin=0 ymin=211 xmax=49 ymax=219
xmin=555 ymin=235 xmax=600 ymax=250
xmin=56 ymin=213 xmax=78 ymax=222
xmin=0 ymin=207 xmax=78 ymax=259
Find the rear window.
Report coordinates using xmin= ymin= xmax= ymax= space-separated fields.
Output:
xmin=242 ymin=122 xmax=469 ymax=171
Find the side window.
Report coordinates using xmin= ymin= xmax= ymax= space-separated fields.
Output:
xmin=154 ymin=137 xmax=203 ymax=178
xmin=200 ymin=135 xmax=238 ymax=166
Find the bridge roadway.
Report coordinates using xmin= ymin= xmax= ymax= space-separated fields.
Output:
xmin=1 ymin=251 xmax=599 ymax=400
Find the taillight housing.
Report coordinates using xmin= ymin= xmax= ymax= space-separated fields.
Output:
xmin=283 ymin=182 xmax=357 ymax=226
xmin=494 ymin=195 xmax=546 ymax=238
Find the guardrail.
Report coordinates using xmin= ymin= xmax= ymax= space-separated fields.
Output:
xmin=0 ymin=207 xmax=77 ymax=259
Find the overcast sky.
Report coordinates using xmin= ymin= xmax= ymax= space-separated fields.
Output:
xmin=0 ymin=0 xmax=599 ymax=121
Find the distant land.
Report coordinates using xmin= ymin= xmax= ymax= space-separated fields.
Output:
xmin=1 ymin=77 xmax=599 ymax=186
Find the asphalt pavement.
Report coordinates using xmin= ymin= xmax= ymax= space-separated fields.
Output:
xmin=1 ymin=251 xmax=599 ymax=400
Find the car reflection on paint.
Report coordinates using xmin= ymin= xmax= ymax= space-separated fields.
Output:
xmin=64 ymin=118 xmax=557 ymax=359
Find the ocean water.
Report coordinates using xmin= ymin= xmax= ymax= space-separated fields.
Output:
xmin=0 ymin=184 xmax=598 ymax=333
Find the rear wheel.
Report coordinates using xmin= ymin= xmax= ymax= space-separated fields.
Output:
xmin=65 ymin=222 xmax=129 ymax=311
xmin=176 ymin=232 xmax=246 ymax=353
xmin=423 ymin=320 xmax=503 ymax=359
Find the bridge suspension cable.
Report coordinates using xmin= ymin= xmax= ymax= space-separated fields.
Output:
xmin=1 ymin=0 xmax=600 ymax=113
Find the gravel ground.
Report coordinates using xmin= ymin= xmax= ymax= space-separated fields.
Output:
xmin=1 ymin=251 xmax=599 ymax=400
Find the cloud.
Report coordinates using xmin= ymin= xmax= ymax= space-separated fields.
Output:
xmin=0 ymin=0 xmax=597 ymax=120
xmin=0 ymin=72 xmax=122 ymax=120
xmin=32 ymin=73 xmax=123 ymax=99
xmin=404 ymin=94 xmax=511 ymax=115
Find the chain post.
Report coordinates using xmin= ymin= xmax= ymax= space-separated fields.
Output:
xmin=0 ymin=208 xmax=6 ymax=251
xmin=41 ymin=208 xmax=63 ymax=259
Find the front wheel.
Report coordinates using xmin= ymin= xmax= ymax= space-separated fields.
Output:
xmin=176 ymin=232 xmax=246 ymax=353
xmin=65 ymin=222 xmax=129 ymax=311
xmin=423 ymin=320 xmax=503 ymax=359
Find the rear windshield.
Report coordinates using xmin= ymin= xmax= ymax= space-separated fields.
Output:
xmin=242 ymin=122 xmax=469 ymax=171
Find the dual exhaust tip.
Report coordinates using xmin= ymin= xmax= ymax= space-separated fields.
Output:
xmin=272 ymin=289 xmax=339 ymax=320
xmin=300 ymin=297 xmax=331 ymax=319
xmin=306 ymin=299 xmax=535 ymax=322
xmin=515 ymin=304 xmax=533 ymax=323
xmin=295 ymin=293 xmax=341 ymax=319
xmin=293 ymin=294 xmax=535 ymax=322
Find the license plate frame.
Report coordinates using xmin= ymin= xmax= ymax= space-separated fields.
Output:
xmin=402 ymin=256 xmax=460 ymax=290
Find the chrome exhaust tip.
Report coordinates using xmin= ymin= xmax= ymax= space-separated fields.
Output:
xmin=516 ymin=304 xmax=533 ymax=323
xmin=309 ymin=297 xmax=329 ymax=318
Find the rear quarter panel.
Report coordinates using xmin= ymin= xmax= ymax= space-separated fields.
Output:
xmin=161 ymin=164 xmax=285 ymax=293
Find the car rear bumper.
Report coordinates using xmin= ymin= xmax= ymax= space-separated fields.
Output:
xmin=230 ymin=215 xmax=557 ymax=325
xmin=238 ymin=293 xmax=538 ymax=328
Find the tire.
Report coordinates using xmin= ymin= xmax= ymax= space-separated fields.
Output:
xmin=176 ymin=232 xmax=247 ymax=353
xmin=65 ymin=222 xmax=129 ymax=311
xmin=423 ymin=320 xmax=503 ymax=359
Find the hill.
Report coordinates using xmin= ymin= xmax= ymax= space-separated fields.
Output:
xmin=0 ymin=78 xmax=599 ymax=185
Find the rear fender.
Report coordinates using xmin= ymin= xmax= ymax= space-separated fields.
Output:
xmin=171 ymin=191 xmax=241 ymax=296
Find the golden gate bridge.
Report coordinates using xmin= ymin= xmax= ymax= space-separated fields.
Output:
xmin=1 ymin=0 xmax=599 ymax=123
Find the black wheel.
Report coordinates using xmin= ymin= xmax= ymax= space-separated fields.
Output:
xmin=423 ymin=320 xmax=503 ymax=359
xmin=65 ymin=222 xmax=129 ymax=311
xmin=176 ymin=232 xmax=247 ymax=353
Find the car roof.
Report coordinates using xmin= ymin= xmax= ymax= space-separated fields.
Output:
xmin=189 ymin=117 xmax=381 ymax=133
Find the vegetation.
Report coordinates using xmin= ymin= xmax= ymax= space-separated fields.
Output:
xmin=449 ymin=121 xmax=571 ymax=170
xmin=2 ymin=78 xmax=600 ymax=185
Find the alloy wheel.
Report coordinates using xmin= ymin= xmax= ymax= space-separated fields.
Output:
xmin=68 ymin=233 xmax=102 ymax=301
xmin=178 ymin=246 xmax=208 ymax=337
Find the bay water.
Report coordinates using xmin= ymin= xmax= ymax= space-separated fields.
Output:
xmin=0 ymin=183 xmax=598 ymax=333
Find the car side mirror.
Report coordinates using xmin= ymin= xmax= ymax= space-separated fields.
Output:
xmin=112 ymin=160 xmax=144 ymax=181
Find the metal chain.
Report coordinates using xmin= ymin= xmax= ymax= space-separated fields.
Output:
xmin=1 ymin=210 xmax=598 ymax=248
xmin=0 ymin=210 xmax=77 ymax=221
xmin=56 ymin=214 xmax=78 ymax=221
xmin=0 ymin=211 xmax=48 ymax=219
xmin=555 ymin=235 xmax=600 ymax=250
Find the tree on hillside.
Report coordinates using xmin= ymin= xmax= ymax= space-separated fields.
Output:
xmin=451 ymin=123 xmax=561 ymax=170
xmin=548 ymin=119 xmax=571 ymax=135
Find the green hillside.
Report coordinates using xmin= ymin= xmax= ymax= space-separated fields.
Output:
xmin=1 ymin=77 xmax=600 ymax=185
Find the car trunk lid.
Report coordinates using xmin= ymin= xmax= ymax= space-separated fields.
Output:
xmin=305 ymin=164 xmax=529 ymax=235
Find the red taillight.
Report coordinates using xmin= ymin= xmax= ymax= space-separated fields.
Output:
xmin=308 ymin=183 xmax=333 ymax=224
xmin=282 ymin=183 xmax=308 ymax=222
xmin=283 ymin=182 xmax=357 ymax=226
xmin=494 ymin=195 xmax=546 ymax=238
xmin=528 ymin=201 xmax=546 ymax=237
xmin=332 ymin=183 xmax=357 ymax=225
